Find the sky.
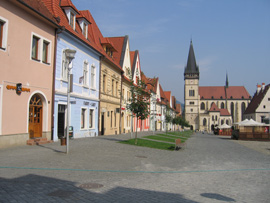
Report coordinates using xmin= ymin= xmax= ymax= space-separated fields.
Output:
xmin=73 ymin=0 xmax=270 ymax=103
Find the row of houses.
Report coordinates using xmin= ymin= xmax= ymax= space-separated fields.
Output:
xmin=0 ymin=0 xmax=182 ymax=148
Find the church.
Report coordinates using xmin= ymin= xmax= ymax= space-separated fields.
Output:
xmin=184 ymin=41 xmax=251 ymax=132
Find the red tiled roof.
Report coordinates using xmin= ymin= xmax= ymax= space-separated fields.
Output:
xmin=199 ymin=86 xmax=250 ymax=100
xmin=42 ymin=0 xmax=101 ymax=54
xmin=220 ymin=109 xmax=230 ymax=116
xmin=42 ymin=0 xmax=122 ymax=72
xmin=130 ymin=51 xmax=135 ymax=72
xmin=176 ymin=104 xmax=182 ymax=114
xmin=209 ymin=103 xmax=219 ymax=112
xmin=245 ymin=84 xmax=270 ymax=114
xmin=77 ymin=10 xmax=91 ymax=24
xmin=164 ymin=91 xmax=171 ymax=104
xmin=60 ymin=0 xmax=79 ymax=14
xmin=16 ymin=0 xmax=59 ymax=26
xmin=108 ymin=37 xmax=125 ymax=66
xmin=209 ymin=103 xmax=231 ymax=116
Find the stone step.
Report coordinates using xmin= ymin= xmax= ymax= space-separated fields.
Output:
xmin=26 ymin=138 xmax=53 ymax=146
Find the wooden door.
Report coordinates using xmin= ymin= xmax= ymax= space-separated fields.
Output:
xmin=29 ymin=95 xmax=43 ymax=138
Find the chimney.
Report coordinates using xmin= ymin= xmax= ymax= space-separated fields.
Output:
xmin=262 ymin=83 xmax=265 ymax=91
xmin=257 ymin=84 xmax=261 ymax=94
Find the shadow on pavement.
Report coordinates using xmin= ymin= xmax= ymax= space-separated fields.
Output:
xmin=0 ymin=174 xmax=199 ymax=202
xmin=201 ymin=193 xmax=236 ymax=202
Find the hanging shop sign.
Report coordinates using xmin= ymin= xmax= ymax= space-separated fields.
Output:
xmin=6 ymin=84 xmax=30 ymax=95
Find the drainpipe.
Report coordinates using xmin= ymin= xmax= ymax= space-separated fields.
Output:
xmin=98 ymin=56 xmax=102 ymax=136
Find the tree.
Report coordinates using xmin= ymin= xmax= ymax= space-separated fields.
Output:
xmin=127 ymin=79 xmax=150 ymax=144
xmin=165 ymin=105 xmax=172 ymax=134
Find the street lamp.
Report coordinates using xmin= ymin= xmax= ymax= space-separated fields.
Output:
xmin=65 ymin=49 xmax=76 ymax=154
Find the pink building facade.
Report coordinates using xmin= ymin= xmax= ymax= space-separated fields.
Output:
xmin=0 ymin=0 xmax=58 ymax=148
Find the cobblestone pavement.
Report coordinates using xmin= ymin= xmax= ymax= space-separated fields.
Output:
xmin=0 ymin=132 xmax=269 ymax=203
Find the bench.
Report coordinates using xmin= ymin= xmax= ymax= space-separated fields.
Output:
xmin=175 ymin=138 xmax=186 ymax=150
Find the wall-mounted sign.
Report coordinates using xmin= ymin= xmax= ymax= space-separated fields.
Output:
xmin=6 ymin=84 xmax=30 ymax=94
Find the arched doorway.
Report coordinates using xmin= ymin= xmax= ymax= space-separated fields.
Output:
xmin=29 ymin=94 xmax=43 ymax=138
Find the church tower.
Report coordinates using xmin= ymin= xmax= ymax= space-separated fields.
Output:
xmin=184 ymin=40 xmax=200 ymax=130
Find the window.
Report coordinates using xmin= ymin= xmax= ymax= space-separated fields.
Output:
xmin=189 ymin=90 xmax=195 ymax=97
xmin=31 ymin=33 xmax=51 ymax=64
xmin=201 ymin=102 xmax=205 ymax=110
xmin=190 ymin=101 xmax=194 ymax=105
xmin=0 ymin=17 xmax=8 ymax=50
xmin=32 ymin=36 xmax=40 ymax=60
xmin=70 ymin=12 xmax=75 ymax=29
xmin=221 ymin=102 xmax=225 ymax=109
xmin=115 ymin=81 xmax=118 ymax=97
xmin=42 ymin=41 xmax=49 ymax=63
xmin=103 ymin=74 xmax=106 ymax=92
xmin=91 ymin=65 xmax=95 ymax=88
xmin=83 ymin=61 xmax=89 ymax=86
xmin=0 ymin=21 xmax=4 ymax=48
xmin=114 ymin=112 xmax=116 ymax=127
xmin=221 ymin=120 xmax=224 ymax=125
xmin=81 ymin=108 xmax=86 ymax=129
xmin=203 ymin=118 xmax=207 ymax=126
xmin=191 ymin=108 xmax=193 ymax=112
xmin=212 ymin=116 xmax=214 ymax=121
xmin=111 ymin=111 xmax=113 ymax=127
xmin=112 ymin=79 xmax=114 ymax=96
xmin=89 ymin=109 xmax=94 ymax=128
xmin=215 ymin=116 xmax=218 ymax=121
xmin=61 ymin=50 xmax=68 ymax=81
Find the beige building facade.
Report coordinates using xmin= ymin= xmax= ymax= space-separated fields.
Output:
xmin=99 ymin=60 xmax=122 ymax=135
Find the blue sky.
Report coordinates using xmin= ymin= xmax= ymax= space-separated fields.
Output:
xmin=73 ymin=0 xmax=270 ymax=103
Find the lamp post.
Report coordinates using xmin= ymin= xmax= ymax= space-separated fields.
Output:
xmin=65 ymin=49 xmax=76 ymax=154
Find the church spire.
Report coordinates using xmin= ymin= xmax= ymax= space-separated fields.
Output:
xmin=225 ymin=72 xmax=229 ymax=88
xmin=184 ymin=40 xmax=199 ymax=80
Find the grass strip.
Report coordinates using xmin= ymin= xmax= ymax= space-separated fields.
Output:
xmin=143 ymin=135 xmax=176 ymax=143
xmin=119 ymin=138 xmax=175 ymax=151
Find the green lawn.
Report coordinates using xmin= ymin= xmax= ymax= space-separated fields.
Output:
xmin=119 ymin=138 xmax=175 ymax=151
xmin=119 ymin=130 xmax=193 ymax=151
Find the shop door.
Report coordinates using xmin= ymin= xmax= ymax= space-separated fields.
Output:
xmin=29 ymin=94 xmax=43 ymax=138
xmin=101 ymin=113 xmax=105 ymax=135
xmin=58 ymin=104 xmax=66 ymax=138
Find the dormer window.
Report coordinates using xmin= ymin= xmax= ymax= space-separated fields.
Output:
xmin=70 ymin=12 xmax=75 ymax=29
xmin=62 ymin=6 xmax=79 ymax=30
xmin=82 ymin=22 xmax=87 ymax=37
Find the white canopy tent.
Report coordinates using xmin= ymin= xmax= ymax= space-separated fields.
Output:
xmin=215 ymin=123 xmax=231 ymax=129
xmin=233 ymin=119 xmax=268 ymax=126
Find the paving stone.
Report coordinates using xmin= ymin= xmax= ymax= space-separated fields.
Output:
xmin=0 ymin=132 xmax=269 ymax=202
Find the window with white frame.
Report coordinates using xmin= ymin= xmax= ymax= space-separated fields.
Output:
xmin=61 ymin=50 xmax=68 ymax=81
xmin=81 ymin=108 xmax=87 ymax=129
xmin=83 ymin=61 xmax=89 ymax=86
xmin=31 ymin=33 xmax=51 ymax=64
xmin=91 ymin=65 xmax=96 ymax=89
xmin=89 ymin=108 xmax=94 ymax=128
xmin=82 ymin=22 xmax=87 ymax=38
xmin=0 ymin=17 xmax=8 ymax=50
xmin=42 ymin=40 xmax=50 ymax=64
xmin=70 ymin=12 xmax=75 ymax=30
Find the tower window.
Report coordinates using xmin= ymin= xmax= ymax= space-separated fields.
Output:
xmin=189 ymin=90 xmax=195 ymax=97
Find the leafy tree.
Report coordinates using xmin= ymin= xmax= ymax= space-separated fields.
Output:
xmin=165 ymin=105 xmax=172 ymax=134
xmin=127 ymin=79 xmax=150 ymax=144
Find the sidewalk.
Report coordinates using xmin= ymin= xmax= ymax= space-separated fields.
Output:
xmin=0 ymin=132 xmax=270 ymax=202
